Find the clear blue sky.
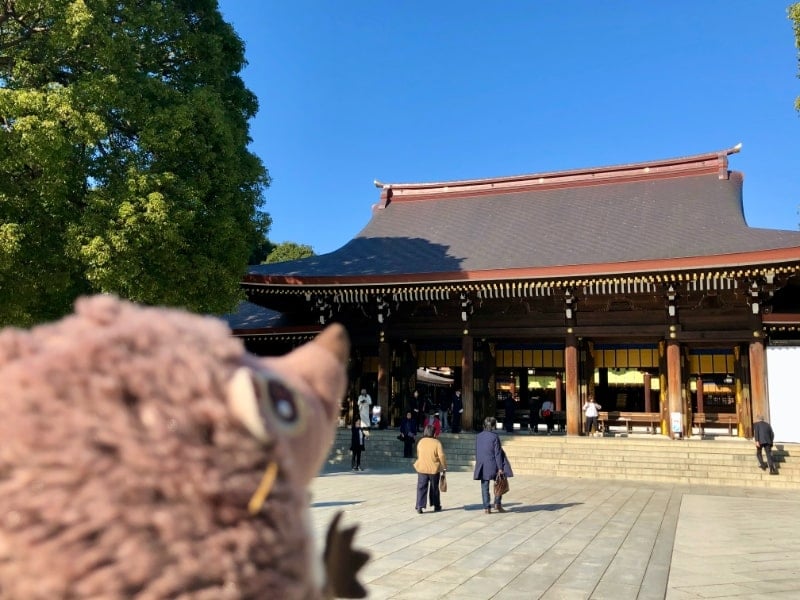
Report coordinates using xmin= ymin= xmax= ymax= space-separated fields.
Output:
xmin=218 ymin=1 xmax=800 ymax=256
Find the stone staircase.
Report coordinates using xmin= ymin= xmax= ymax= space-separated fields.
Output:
xmin=326 ymin=427 xmax=800 ymax=489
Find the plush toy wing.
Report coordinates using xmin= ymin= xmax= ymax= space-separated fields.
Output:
xmin=323 ymin=512 xmax=370 ymax=598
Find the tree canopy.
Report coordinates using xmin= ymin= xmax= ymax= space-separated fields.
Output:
xmin=264 ymin=242 xmax=315 ymax=264
xmin=0 ymin=0 xmax=270 ymax=326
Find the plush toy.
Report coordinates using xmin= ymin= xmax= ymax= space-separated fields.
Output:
xmin=0 ymin=295 xmax=368 ymax=599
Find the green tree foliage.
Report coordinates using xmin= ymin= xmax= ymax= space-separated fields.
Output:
xmin=0 ymin=0 xmax=270 ymax=325
xmin=248 ymin=212 xmax=274 ymax=265
xmin=265 ymin=242 xmax=315 ymax=264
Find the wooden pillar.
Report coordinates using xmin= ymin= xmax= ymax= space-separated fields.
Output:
xmin=695 ymin=375 xmax=704 ymax=413
xmin=461 ymin=334 xmax=474 ymax=431
xmin=585 ymin=341 xmax=595 ymax=411
xmin=377 ymin=341 xmax=390 ymax=425
xmin=667 ymin=340 xmax=683 ymax=438
xmin=658 ymin=341 xmax=668 ymax=434
xmin=735 ymin=345 xmax=752 ymax=438
xmin=643 ymin=372 xmax=652 ymax=413
xmin=749 ymin=339 xmax=768 ymax=425
xmin=555 ymin=373 xmax=563 ymax=412
xmin=735 ymin=373 xmax=748 ymax=439
xmin=565 ymin=333 xmax=580 ymax=435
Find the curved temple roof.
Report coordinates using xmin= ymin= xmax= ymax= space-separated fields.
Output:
xmin=245 ymin=146 xmax=800 ymax=287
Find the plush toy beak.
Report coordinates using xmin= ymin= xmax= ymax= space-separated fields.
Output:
xmin=248 ymin=461 xmax=279 ymax=515
xmin=227 ymin=367 xmax=271 ymax=443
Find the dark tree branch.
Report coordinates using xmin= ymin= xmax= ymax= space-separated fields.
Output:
xmin=0 ymin=1 xmax=49 ymax=52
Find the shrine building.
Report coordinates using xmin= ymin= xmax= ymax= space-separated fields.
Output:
xmin=237 ymin=145 xmax=800 ymax=440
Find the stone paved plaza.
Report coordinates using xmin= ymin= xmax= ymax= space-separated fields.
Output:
xmin=309 ymin=468 xmax=800 ymax=599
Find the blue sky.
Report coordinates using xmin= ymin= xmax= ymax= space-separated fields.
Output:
xmin=218 ymin=1 xmax=800 ymax=256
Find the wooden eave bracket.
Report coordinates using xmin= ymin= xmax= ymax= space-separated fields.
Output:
xmin=240 ymin=252 xmax=798 ymax=313
xmin=242 ymin=258 xmax=800 ymax=293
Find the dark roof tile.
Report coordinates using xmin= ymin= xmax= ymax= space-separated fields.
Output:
xmin=248 ymin=172 xmax=800 ymax=282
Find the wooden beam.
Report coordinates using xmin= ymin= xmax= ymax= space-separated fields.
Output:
xmin=675 ymin=330 xmax=756 ymax=343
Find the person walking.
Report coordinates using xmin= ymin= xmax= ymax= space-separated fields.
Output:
xmin=451 ymin=390 xmax=464 ymax=433
xmin=399 ymin=411 xmax=417 ymax=458
xmin=753 ymin=415 xmax=778 ymax=475
xmin=418 ymin=393 xmax=432 ymax=422
xmin=413 ymin=424 xmax=447 ymax=513
xmin=411 ymin=390 xmax=429 ymax=429
xmin=350 ymin=418 xmax=368 ymax=471
xmin=357 ymin=389 xmax=372 ymax=429
xmin=473 ymin=416 xmax=514 ymax=513
xmin=540 ymin=398 xmax=555 ymax=435
xmin=423 ymin=412 xmax=442 ymax=438
xmin=530 ymin=397 xmax=541 ymax=434
xmin=440 ymin=391 xmax=452 ymax=432
xmin=503 ymin=391 xmax=516 ymax=433
xmin=583 ymin=394 xmax=602 ymax=437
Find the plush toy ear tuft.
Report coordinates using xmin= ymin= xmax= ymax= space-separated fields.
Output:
xmin=227 ymin=367 xmax=270 ymax=442
xmin=312 ymin=323 xmax=350 ymax=365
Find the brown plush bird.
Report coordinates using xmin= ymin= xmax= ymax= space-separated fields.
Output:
xmin=0 ymin=295 xmax=368 ymax=599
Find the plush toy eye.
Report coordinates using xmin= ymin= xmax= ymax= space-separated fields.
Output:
xmin=267 ymin=380 xmax=298 ymax=422
xmin=252 ymin=372 xmax=306 ymax=435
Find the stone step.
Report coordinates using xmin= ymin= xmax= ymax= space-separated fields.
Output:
xmin=330 ymin=428 xmax=799 ymax=489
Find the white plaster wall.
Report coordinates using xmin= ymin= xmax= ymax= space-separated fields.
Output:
xmin=766 ymin=346 xmax=800 ymax=443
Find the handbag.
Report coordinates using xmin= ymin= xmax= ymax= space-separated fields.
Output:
xmin=493 ymin=473 xmax=509 ymax=496
xmin=439 ymin=471 xmax=447 ymax=493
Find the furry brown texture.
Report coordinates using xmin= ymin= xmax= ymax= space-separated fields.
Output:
xmin=0 ymin=295 xmax=349 ymax=599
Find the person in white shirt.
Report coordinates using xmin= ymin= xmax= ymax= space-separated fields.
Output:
xmin=582 ymin=394 xmax=602 ymax=437
xmin=357 ymin=389 xmax=372 ymax=429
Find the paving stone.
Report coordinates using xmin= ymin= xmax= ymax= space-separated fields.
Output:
xmin=310 ymin=469 xmax=800 ymax=599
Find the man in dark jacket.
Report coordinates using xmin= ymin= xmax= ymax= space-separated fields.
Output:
xmin=451 ymin=390 xmax=464 ymax=433
xmin=473 ymin=417 xmax=513 ymax=513
xmin=440 ymin=392 xmax=452 ymax=433
xmin=399 ymin=411 xmax=417 ymax=458
xmin=411 ymin=390 xmax=429 ymax=429
xmin=503 ymin=391 xmax=516 ymax=433
xmin=753 ymin=415 xmax=778 ymax=475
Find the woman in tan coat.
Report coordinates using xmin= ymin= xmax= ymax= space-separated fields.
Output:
xmin=413 ymin=424 xmax=447 ymax=513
